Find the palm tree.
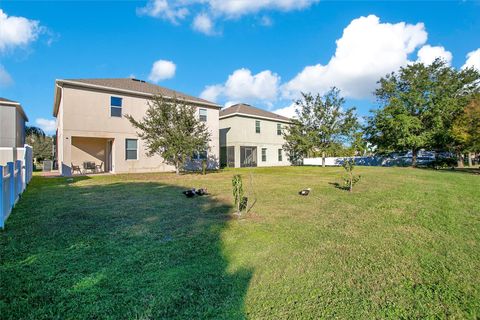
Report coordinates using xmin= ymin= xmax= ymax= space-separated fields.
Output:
xmin=25 ymin=126 xmax=45 ymax=138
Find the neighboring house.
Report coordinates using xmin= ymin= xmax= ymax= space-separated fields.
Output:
xmin=53 ymin=78 xmax=221 ymax=176
xmin=0 ymin=98 xmax=28 ymax=148
xmin=219 ymin=103 xmax=292 ymax=168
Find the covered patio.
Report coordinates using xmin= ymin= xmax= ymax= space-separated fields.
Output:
xmin=70 ymin=136 xmax=113 ymax=174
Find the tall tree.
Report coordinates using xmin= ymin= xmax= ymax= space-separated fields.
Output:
xmin=125 ymin=96 xmax=211 ymax=175
xmin=451 ymin=94 xmax=480 ymax=167
xmin=365 ymin=59 xmax=479 ymax=166
xmin=283 ymin=88 xmax=359 ymax=167
xmin=26 ymin=134 xmax=53 ymax=162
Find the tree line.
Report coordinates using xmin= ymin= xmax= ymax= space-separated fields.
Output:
xmin=283 ymin=59 xmax=480 ymax=167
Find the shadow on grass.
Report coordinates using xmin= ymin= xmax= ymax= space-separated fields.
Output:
xmin=328 ymin=182 xmax=350 ymax=191
xmin=1 ymin=176 xmax=252 ymax=319
xmin=416 ymin=166 xmax=480 ymax=175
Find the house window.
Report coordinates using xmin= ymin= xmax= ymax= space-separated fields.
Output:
xmin=125 ymin=139 xmax=138 ymax=160
xmin=193 ymin=150 xmax=208 ymax=160
xmin=277 ymin=123 xmax=282 ymax=135
xmin=256 ymin=120 xmax=261 ymax=133
xmin=111 ymin=96 xmax=122 ymax=117
xmin=199 ymin=109 xmax=207 ymax=122
xmin=278 ymin=149 xmax=283 ymax=162
xmin=261 ymin=148 xmax=267 ymax=162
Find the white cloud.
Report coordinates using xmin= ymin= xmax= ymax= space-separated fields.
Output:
xmin=138 ymin=0 xmax=318 ymax=35
xmin=273 ymin=102 xmax=298 ymax=119
xmin=148 ymin=59 xmax=176 ymax=82
xmin=225 ymin=68 xmax=280 ymax=100
xmin=35 ymin=118 xmax=56 ymax=134
xmin=224 ymin=101 xmax=239 ymax=108
xmin=207 ymin=0 xmax=319 ymax=17
xmin=283 ymin=15 xmax=428 ymax=99
xmin=417 ymin=45 xmax=452 ymax=65
xmin=0 ymin=9 xmax=42 ymax=52
xmin=0 ymin=64 xmax=13 ymax=87
xmin=259 ymin=15 xmax=273 ymax=27
xmin=462 ymin=48 xmax=480 ymax=70
xmin=200 ymin=84 xmax=223 ymax=102
xmin=201 ymin=68 xmax=280 ymax=103
xmin=192 ymin=13 xmax=215 ymax=35
xmin=137 ymin=0 xmax=189 ymax=24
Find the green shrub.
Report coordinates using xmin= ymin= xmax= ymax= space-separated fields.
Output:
xmin=342 ymin=159 xmax=361 ymax=192
xmin=232 ymin=175 xmax=247 ymax=215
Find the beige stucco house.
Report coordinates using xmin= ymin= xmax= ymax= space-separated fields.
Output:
xmin=219 ymin=104 xmax=292 ymax=168
xmin=53 ymin=78 xmax=221 ymax=176
xmin=0 ymin=98 xmax=28 ymax=148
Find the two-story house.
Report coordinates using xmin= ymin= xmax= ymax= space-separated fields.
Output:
xmin=53 ymin=78 xmax=221 ymax=176
xmin=219 ymin=104 xmax=292 ymax=168
xmin=0 ymin=98 xmax=28 ymax=148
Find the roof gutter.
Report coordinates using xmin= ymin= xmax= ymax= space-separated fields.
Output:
xmin=54 ymin=79 xmax=222 ymax=113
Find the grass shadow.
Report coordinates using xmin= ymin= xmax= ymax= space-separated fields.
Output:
xmin=416 ymin=166 xmax=480 ymax=175
xmin=1 ymin=176 xmax=252 ymax=319
xmin=328 ymin=181 xmax=350 ymax=191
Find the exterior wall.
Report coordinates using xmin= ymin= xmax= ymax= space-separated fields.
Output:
xmin=0 ymin=106 xmax=17 ymax=147
xmin=57 ymin=85 xmax=220 ymax=175
xmin=71 ymin=137 xmax=107 ymax=166
xmin=15 ymin=110 xmax=26 ymax=147
xmin=219 ymin=115 xmax=290 ymax=167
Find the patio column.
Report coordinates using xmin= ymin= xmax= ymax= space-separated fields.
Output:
xmin=61 ymin=135 xmax=72 ymax=176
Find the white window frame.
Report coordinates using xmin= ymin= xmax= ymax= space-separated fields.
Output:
xmin=125 ymin=139 xmax=138 ymax=160
xmin=199 ymin=108 xmax=207 ymax=122
xmin=110 ymin=96 xmax=123 ymax=118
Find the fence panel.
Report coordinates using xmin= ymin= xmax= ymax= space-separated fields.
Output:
xmin=0 ymin=164 xmax=13 ymax=228
xmin=0 ymin=147 xmax=32 ymax=229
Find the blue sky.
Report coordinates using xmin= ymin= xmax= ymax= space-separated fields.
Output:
xmin=0 ymin=0 xmax=479 ymax=134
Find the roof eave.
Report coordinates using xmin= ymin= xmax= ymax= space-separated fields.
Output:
xmin=55 ymin=79 xmax=222 ymax=109
xmin=219 ymin=112 xmax=292 ymax=124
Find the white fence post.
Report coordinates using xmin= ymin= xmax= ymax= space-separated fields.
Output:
xmin=7 ymin=162 xmax=14 ymax=208
xmin=16 ymin=160 xmax=22 ymax=199
xmin=0 ymin=165 xmax=4 ymax=229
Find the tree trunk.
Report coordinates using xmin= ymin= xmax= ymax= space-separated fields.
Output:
xmin=411 ymin=149 xmax=418 ymax=167
xmin=467 ymin=152 xmax=473 ymax=167
xmin=322 ymin=151 xmax=326 ymax=168
xmin=457 ymin=152 xmax=464 ymax=168
xmin=175 ymin=160 xmax=180 ymax=175
xmin=349 ymin=172 xmax=353 ymax=192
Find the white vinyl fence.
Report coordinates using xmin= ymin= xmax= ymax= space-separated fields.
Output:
xmin=0 ymin=145 xmax=33 ymax=229
xmin=303 ymin=156 xmax=383 ymax=166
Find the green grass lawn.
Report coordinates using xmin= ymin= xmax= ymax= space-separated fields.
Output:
xmin=1 ymin=166 xmax=479 ymax=319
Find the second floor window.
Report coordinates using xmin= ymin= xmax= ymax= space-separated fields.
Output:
xmin=262 ymin=148 xmax=267 ymax=162
xmin=192 ymin=149 xmax=208 ymax=160
xmin=199 ymin=109 xmax=207 ymax=122
xmin=111 ymin=96 xmax=122 ymax=117
xmin=256 ymin=120 xmax=261 ymax=133
xmin=277 ymin=123 xmax=282 ymax=135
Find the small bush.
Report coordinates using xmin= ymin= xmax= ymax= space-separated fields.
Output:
xmin=429 ymin=157 xmax=457 ymax=169
xmin=232 ymin=175 xmax=247 ymax=215
xmin=342 ymin=159 xmax=361 ymax=192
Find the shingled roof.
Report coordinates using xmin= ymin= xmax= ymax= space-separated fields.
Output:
xmin=55 ymin=78 xmax=220 ymax=111
xmin=220 ymin=103 xmax=291 ymax=123
xmin=0 ymin=97 xmax=18 ymax=104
